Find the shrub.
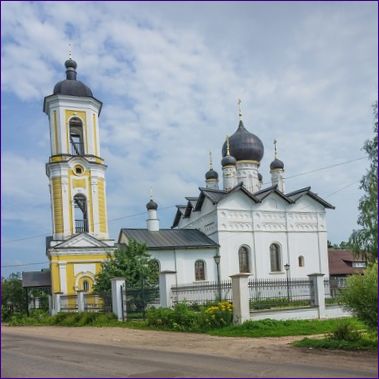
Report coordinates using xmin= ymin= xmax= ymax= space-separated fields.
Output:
xmin=339 ymin=262 xmax=378 ymax=329
xmin=146 ymin=301 xmax=233 ymax=332
xmin=204 ymin=301 xmax=233 ymax=328
xmin=329 ymin=320 xmax=362 ymax=342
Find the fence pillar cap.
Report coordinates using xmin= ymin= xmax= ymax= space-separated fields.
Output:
xmin=111 ymin=277 xmax=126 ymax=281
xmin=230 ymin=273 xmax=251 ymax=278
xmin=160 ymin=270 xmax=176 ymax=274
xmin=76 ymin=290 xmax=85 ymax=293
xmin=54 ymin=292 xmax=63 ymax=295
xmin=307 ymin=273 xmax=325 ymax=277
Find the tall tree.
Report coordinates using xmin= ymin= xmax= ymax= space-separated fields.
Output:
xmin=349 ymin=102 xmax=378 ymax=262
xmin=93 ymin=240 xmax=159 ymax=294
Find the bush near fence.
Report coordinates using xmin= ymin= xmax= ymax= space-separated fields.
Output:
xmin=146 ymin=301 xmax=233 ymax=332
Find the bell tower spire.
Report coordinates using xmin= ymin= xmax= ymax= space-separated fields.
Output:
xmin=44 ymin=58 xmax=109 ymax=241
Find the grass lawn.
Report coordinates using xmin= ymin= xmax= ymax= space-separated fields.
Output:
xmin=293 ymin=334 xmax=377 ymax=351
xmin=207 ymin=318 xmax=366 ymax=338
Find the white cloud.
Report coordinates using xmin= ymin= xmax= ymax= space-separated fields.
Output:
xmin=1 ymin=0 xmax=377 ymax=271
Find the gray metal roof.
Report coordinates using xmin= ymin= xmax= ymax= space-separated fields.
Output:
xmin=22 ymin=271 xmax=51 ymax=288
xmin=120 ymin=228 xmax=219 ymax=249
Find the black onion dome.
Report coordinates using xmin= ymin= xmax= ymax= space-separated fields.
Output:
xmin=146 ymin=199 xmax=158 ymax=210
xmin=205 ymin=168 xmax=218 ymax=180
xmin=270 ymin=158 xmax=284 ymax=170
xmin=258 ymin=173 xmax=263 ymax=181
xmin=222 ymin=121 xmax=264 ymax=162
xmin=221 ymin=154 xmax=237 ymax=167
xmin=53 ymin=58 xmax=93 ymax=97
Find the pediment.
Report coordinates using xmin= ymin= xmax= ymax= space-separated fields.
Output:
xmin=54 ymin=233 xmax=109 ymax=249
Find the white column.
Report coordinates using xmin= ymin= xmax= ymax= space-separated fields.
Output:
xmin=111 ymin=277 xmax=126 ymax=321
xmin=308 ymin=273 xmax=326 ymax=319
xmin=230 ymin=273 xmax=251 ymax=324
xmin=159 ymin=271 xmax=177 ymax=308
xmin=77 ymin=291 xmax=85 ymax=312
xmin=53 ymin=292 xmax=62 ymax=315
xmin=58 ymin=262 xmax=67 ymax=294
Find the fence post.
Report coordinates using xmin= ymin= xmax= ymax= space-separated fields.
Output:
xmin=111 ymin=277 xmax=126 ymax=321
xmin=77 ymin=291 xmax=85 ymax=312
xmin=53 ymin=292 xmax=63 ymax=315
xmin=48 ymin=294 xmax=53 ymax=315
xmin=159 ymin=271 xmax=176 ymax=308
xmin=308 ymin=273 xmax=326 ymax=319
xmin=230 ymin=273 xmax=251 ymax=324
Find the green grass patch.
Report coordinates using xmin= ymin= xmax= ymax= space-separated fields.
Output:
xmin=294 ymin=334 xmax=377 ymax=351
xmin=208 ymin=318 xmax=366 ymax=338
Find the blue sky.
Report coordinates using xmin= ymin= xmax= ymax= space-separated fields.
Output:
xmin=1 ymin=1 xmax=378 ymax=277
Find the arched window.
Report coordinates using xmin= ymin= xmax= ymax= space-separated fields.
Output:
xmin=195 ymin=260 xmax=206 ymax=281
xmin=270 ymin=243 xmax=281 ymax=272
xmin=238 ymin=246 xmax=250 ymax=273
xmin=83 ymin=280 xmax=89 ymax=292
xmin=74 ymin=194 xmax=88 ymax=233
xmin=69 ymin=117 xmax=84 ymax=155
xmin=298 ymin=255 xmax=305 ymax=267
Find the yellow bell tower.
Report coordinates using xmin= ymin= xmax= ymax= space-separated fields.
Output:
xmin=44 ymin=57 xmax=114 ymax=296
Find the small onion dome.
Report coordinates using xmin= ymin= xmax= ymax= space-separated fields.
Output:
xmin=53 ymin=58 xmax=93 ymax=97
xmin=258 ymin=173 xmax=263 ymax=182
xmin=222 ymin=120 xmax=264 ymax=162
xmin=146 ymin=199 xmax=158 ymax=210
xmin=221 ymin=154 xmax=237 ymax=167
xmin=205 ymin=168 xmax=218 ymax=180
xmin=270 ymin=158 xmax=284 ymax=170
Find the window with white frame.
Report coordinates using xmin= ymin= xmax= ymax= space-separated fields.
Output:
xmin=238 ymin=246 xmax=250 ymax=273
xmin=195 ymin=260 xmax=206 ymax=281
xmin=270 ymin=243 xmax=281 ymax=272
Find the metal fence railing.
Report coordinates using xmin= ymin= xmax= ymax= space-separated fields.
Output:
xmin=171 ymin=280 xmax=232 ymax=305
xmin=324 ymin=277 xmax=347 ymax=304
xmin=170 ymin=278 xmax=316 ymax=311
xmin=248 ymin=278 xmax=314 ymax=311
xmin=60 ymin=295 xmax=78 ymax=312
xmin=84 ymin=294 xmax=112 ymax=312
xmin=122 ymin=286 xmax=160 ymax=319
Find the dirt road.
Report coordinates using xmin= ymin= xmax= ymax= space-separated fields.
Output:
xmin=2 ymin=326 xmax=377 ymax=378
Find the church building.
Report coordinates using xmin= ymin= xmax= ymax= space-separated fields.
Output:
xmin=44 ymin=58 xmax=114 ymax=296
xmin=119 ymin=107 xmax=335 ymax=284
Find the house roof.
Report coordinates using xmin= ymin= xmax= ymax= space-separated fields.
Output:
xmin=173 ymin=183 xmax=335 ymax=228
xmin=328 ymin=249 xmax=366 ymax=275
xmin=120 ymin=228 xmax=219 ymax=250
xmin=22 ymin=271 xmax=51 ymax=288
xmin=286 ymin=187 xmax=335 ymax=209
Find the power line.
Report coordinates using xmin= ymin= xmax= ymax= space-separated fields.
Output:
xmin=325 ymin=180 xmax=361 ymax=197
xmin=261 ymin=156 xmax=366 ymax=186
xmin=1 ymin=262 xmax=49 ymax=268
xmin=1 ymin=179 xmax=362 ymax=269
xmin=286 ymin=157 xmax=366 ymax=180
xmin=2 ymin=157 xmax=366 ymax=246
xmin=2 ymin=206 xmax=175 ymax=245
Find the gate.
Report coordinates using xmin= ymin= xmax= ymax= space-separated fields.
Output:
xmin=121 ymin=285 xmax=159 ymax=319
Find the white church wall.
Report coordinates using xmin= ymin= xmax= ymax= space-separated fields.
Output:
xmin=149 ymin=248 xmax=218 ymax=285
